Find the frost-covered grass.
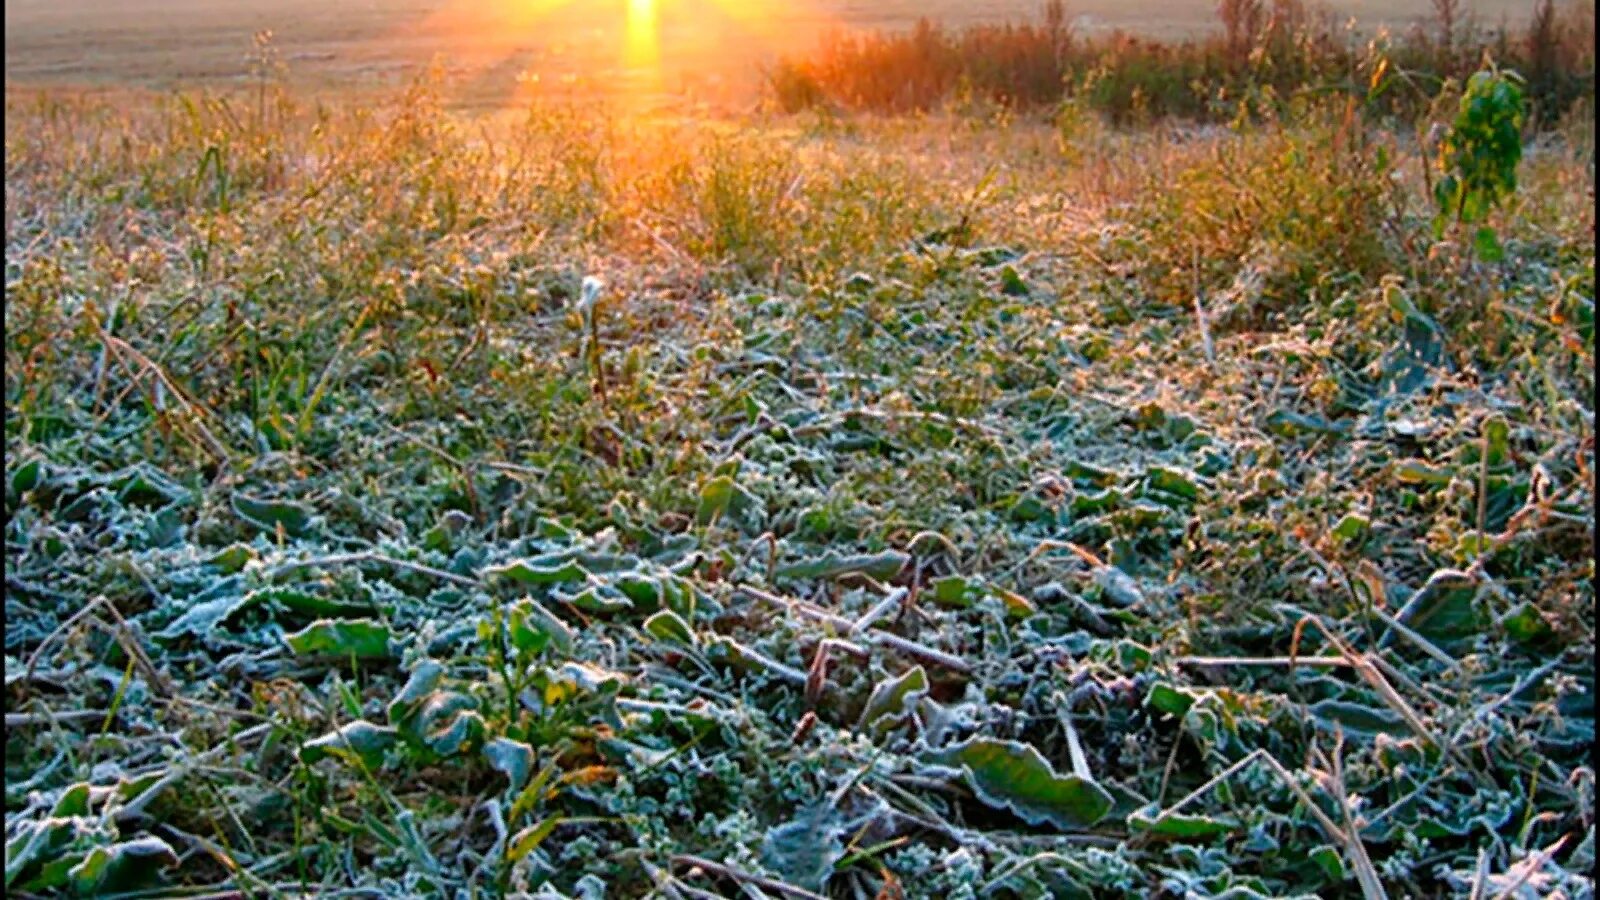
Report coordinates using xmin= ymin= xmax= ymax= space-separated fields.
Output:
xmin=3 ymin=72 xmax=1594 ymax=898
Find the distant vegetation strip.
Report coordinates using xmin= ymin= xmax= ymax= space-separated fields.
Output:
xmin=767 ymin=0 xmax=1595 ymax=125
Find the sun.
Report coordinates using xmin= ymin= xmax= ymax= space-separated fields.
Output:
xmin=385 ymin=0 xmax=835 ymax=109
xmin=625 ymin=0 xmax=660 ymax=75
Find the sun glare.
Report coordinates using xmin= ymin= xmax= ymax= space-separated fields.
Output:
xmin=625 ymin=0 xmax=660 ymax=76
xmin=388 ymin=0 xmax=835 ymax=109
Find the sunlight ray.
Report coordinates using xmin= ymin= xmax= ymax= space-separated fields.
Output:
xmin=374 ymin=0 xmax=839 ymax=110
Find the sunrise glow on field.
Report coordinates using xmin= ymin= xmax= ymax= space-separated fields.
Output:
xmin=390 ymin=0 xmax=828 ymax=100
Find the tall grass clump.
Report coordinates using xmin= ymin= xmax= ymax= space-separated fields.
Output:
xmin=1125 ymin=101 xmax=1403 ymax=324
xmin=769 ymin=2 xmax=1073 ymax=114
xmin=1522 ymin=0 xmax=1597 ymax=126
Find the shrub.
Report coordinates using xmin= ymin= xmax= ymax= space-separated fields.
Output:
xmin=1129 ymin=105 xmax=1401 ymax=323
xmin=1432 ymin=63 xmax=1527 ymax=261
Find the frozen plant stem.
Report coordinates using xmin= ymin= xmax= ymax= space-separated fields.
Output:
xmin=581 ymin=275 xmax=608 ymax=406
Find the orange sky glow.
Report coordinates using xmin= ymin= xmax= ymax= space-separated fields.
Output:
xmin=386 ymin=0 xmax=837 ymax=108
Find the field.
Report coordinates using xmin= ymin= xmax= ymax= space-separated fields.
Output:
xmin=4 ymin=1 xmax=1596 ymax=898
xmin=5 ymin=0 xmax=1540 ymax=108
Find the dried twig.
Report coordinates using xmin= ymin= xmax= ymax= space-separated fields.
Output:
xmin=98 ymin=330 xmax=234 ymax=463
xmin=739 ymin=585 xmax=971 ymax=674
xmin=6 ymin=709 xmax=113 ymax=727
xmin=117 ymin=722 xmax=276 ymax=824
xmin=1192 ymin=243 xmax=1216 ymax=366
xmin=1467 ymin=847 xmax=1491 ymax=900
xmin=1316 ymin=733 xmax=1388 ymax=900
xmin=805 ymin=640 xmax=830 ymax=707
xmin=1292 ymin=615 xmax=1444 ymax=751
xmin=1488 ymin=836 xmax=1569 ymax=900
xmin=850 ymin=588 xmax=908 ymax=636
xmin=24 ymin=593 xmax=110 ymax=685
xmin=672 ymin=854 xmax=828 ymax=900
xmin=1153 ymin=747 xmax=1386 ymax=900
xmin=98 ymin=600 xmax=175 ymax=699
xmin=267 ymin=551 xmax=479 ymax=588
xmin=1177 ymin=654 xmax=1359 ymax=668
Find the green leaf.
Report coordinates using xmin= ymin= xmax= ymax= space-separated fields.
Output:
xmin=1110 ymin=499 xmax=1178 ymax=528
xmin=858 ymin=665 xmax=927 ymax=735
xmin=157 ymin=580 xmax=367 ymax=637
xmin=566 ymin=586 xmax=634 ymax=614
xmin=1473 ymin=226 xmax=1503 ymax=261
xmin=927 ymin=576 xmax=1031 ymax=618
xmin=299 ymin=719 xmax=400 ymax=769
xmin=11 ymin=459 xmax=45 ymax=494
xmin=507 ymin=598 xmax=575 ymax=655
xmin=1080 ymin=334 xmax=1112 ymax=361
xmin=552 ymin=661 xmax=628 ymax=695
xmin=1309 ymin=845 xmax=1345 ymax=881
xmin=1500 ymin=602 xmax=1555 ymax=647
xmin=643 ymin=609 xmax=696 ymax=646
xmin=257 ymin=586 xmax=374 ymax=619
xmin=1092 ymin=565 xmax=1144 ymax=608
xmin=5 ymin=790 xmax=86 ymax=888
xmin=386 ymin=661 xmax=446 ymax=730
xmin=506 ymin=818 xmax=563 ymax=862
xmin=484 ymin=738 xmax=535 ymax=794
xmin=67 ymin=837 xmax=177 ymax=893
xmin=991 ymin=585 xmax=1037 ymax=619
xmin=1436 ymin=66 xmax=1525 ymax=232
xmin=283 ymin=619 xmax=393 ymax=659
xmin=1387 ymin=570 xmax=1482 ymax=643
xmin=1265 ymin=409 xmax=1344 ymax=438
xmin=1482 ymin=415 xmax=1511 ymax=466
xmin=1145 ymin=466 xmax=1200 ymax=502
xmin=1453 ymin=532 xmax=1494 ymax=560
xmin=696 ymin=475 xmax=736 ymax=525
xmin=1105 ymin=639 xmax=1153 ymax=670
xmin=1180 ymin=693 xmax=1238 ymax=749
xmin=1308 ymin=700 xmax=1410 ymax=739
xmin=232 ymin=494 xmax=313 ymax=537
xmin=776 ymin=549 xmax=908 ymax=583
xmin=1009 ymin=493 xmax=1053 ymax=523
xmin=157 ymin=586 xmax=258 ymax=640
xmin=421 ymin=526 xmax=450 ymax=553
xmin=1064 ymin=459 xmax=1119 ymax=487
xmin=207 ymin=543 xmax=257 ymax=574
xmin=113 ymin=466 xmax=188 ymax=508
xmin=999 ymin=264 xmax=1030 ymax=296
xmin=935 ymin=738 xmax=1113 ymax=830
xmin=1133 ymin=402 xmax=1167 ymax=432
xmin=761 ymin=802 xmax=845 ymax=891
xmin=1127 ymin=804 xmax=1238 ymax=839
xmin=1144 ymin=683 xmax=1202 ymax=717
xmin=1394 ymin=459 xmax=1453 ymax=485
xmin=615 ymin=573 xmax=663 ymax=608
xmin=424 ymin=709 xmax=485 ymax=756
xmin=1071 ymin=488 xmax=1123 ymax=516
xmin=50 ymin=783 xmax=91 ymax=817
xmin=659 ymin=576 xmax=696 ymax=619
xmin=379 ymin=662 xmax=483 ymax=758
xmin=1331 ymin=513 xmax=1369 ymax=542
xmin=488 ymin=557 xmax=589 ymax=585
xmin=928 ymin=575 xmax=976 ymax=608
